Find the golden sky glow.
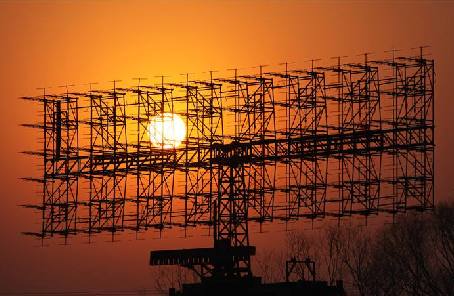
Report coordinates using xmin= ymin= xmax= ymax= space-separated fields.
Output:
xmin=0 ymin=0 xmax=453 ymax=294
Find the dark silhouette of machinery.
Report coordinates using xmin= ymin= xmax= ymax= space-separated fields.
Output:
xmin=22 ymin=48 xmax=434 ymax=295
xmin=151 ymin=238 xmax=345 ymax=296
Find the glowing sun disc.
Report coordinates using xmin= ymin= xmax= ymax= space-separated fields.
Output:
xmin=147 ymin=113 xmax=186 ymax=149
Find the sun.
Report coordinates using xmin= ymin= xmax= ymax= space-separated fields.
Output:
xmin=147 ymin=113 xmax=186 ymax=149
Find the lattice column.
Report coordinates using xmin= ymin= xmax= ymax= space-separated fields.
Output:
xmin=183 ymin=79 xmax=223 ymax=227
xmin=41 ymin=93 xmax=79 ymax=238
xmin=134 ymin=84 xmax=178 ymax=230
xmin=392 ymin=54 xmax=435 ymax=211
xmin=215 ymin=149 xmax=251 ymax=277
xmin=276 ymin=69 xmax=328 ymax=220
xmin=88 ymin=84 xmax=128 ymax=235
xmin=229 ymin=71 xmax=276 ymax=224
xmin=335 ymin=60 xmax=382 ymax=216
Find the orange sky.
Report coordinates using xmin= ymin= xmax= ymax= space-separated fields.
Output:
xmin=1 ymin=0 xmax=454 ymax=293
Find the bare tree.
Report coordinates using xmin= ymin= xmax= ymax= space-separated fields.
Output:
xmin=431 ymin=202 xmax=454 ymax=294
xmin=150 ymin=265 xmax=196 ymax=295
xmin=353 ymin=202 xmax=454 ymax=296
xmin=281 ymin=203 xmax=454 ymax=296
xmin=254 ymin=248 xmax=286 ymax=283
xmin=149 ymin=203 xmax=454 ymax=296
xmin=379 ymin=213 xmax=437 ymax=295
xmin=286 ymin=230 xmax=319 ymax=260
xmin=320 ymin=225 xmax=345 ymax=285
xmin=337 ymin=225 xmax=375 ymax=296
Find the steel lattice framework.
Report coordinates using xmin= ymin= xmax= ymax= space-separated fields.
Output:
xmin=23 ymin=51 xmax=434 ymax=278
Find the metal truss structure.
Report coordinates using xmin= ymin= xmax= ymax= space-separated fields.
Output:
xmin=23 ymin=50 xmax=434 ymax=280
